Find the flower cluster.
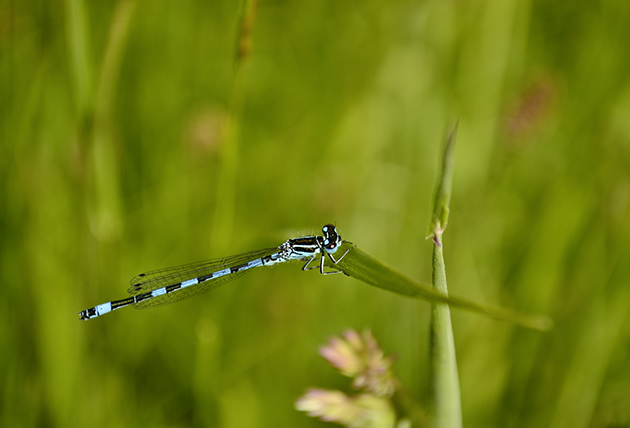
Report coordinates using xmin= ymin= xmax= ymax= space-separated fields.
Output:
xmin=296 ymin=330 xmax=402 ymax=428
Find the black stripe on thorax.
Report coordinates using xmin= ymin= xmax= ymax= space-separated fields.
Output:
xmin=288 ymin=236 xmax=318 ymax=246
xmin=288 ymin=236 xmax=320 ymax=253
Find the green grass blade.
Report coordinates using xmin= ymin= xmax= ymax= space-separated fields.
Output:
xmin=431 ymin=240 xmax=461 ymax=428
xmin=427 ymin=123 xmax=457 ymax=240
xmin=429 ymin=123 xmax=461 ymax=428
xmin=334 ymin=247 xmax=553 ymax=332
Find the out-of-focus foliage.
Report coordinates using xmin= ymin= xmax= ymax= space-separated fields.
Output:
xmin=1 ymin=0 xmax=629 ymax=427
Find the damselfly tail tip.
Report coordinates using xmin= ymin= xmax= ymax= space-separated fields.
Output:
xmin=79 ymin=308 xmax=94 ymax=321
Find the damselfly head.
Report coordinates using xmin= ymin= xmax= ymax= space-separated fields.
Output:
xmin=321 ymin=224 xmax=341 ymax=253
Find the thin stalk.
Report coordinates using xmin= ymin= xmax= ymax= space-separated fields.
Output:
xmin=430 ymin=234 xmax=462 ymax=428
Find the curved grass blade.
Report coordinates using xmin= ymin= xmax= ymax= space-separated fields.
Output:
xmin=333 ymin=246 xmax=554 ymax=332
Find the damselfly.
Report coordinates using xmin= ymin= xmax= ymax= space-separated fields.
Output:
xmin=79 ymin=224 xmax=354 ymax=320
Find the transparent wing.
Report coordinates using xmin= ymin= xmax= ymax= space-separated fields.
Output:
xmin=127 ymin=246 xmax=280 ymax=309
xmin=132 ymin=269 xmax=252 ymax=309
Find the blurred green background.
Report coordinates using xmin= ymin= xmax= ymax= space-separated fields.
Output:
xmin=2 ymin=0 xmax=630 ymax=426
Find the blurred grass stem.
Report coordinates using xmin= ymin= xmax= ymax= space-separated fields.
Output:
xmin=211 ymin=0 xmax=258 ymax=250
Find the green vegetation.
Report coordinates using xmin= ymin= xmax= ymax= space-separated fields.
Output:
xmin=2 ymin=0 xmax=629 ymax=427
